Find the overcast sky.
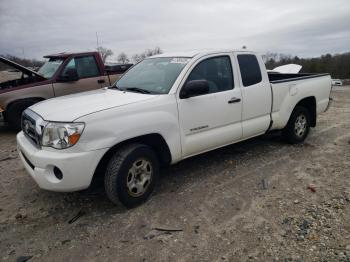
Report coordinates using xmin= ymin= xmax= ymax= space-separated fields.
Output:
xmin=0 ymin=0 xmax=349 ymax=60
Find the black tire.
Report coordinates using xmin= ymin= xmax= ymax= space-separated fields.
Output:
xmin=7 ymin=99 xmax=40 ymax=130
xmin=282 ymin=106 xmax=311 ymax=144
xmin=104 ymin=143 xmax=159 ymax=208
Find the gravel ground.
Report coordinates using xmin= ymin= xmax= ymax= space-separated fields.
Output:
xmin=0 ymin=87 xmax=349 ymax=262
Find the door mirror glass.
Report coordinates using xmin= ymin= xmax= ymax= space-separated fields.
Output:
xmin=180 ymin=80 xmax=210 ymax=99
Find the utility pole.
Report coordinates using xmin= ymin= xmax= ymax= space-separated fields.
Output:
xmin=96 ymin=32 xmax=100 ymax=49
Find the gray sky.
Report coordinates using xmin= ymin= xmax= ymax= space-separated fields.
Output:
xmin=0 ymin=0 xmax=349 ymax=60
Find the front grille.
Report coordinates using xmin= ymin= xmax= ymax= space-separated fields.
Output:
xmin=21 ymin=109 xmax=44 ymax=148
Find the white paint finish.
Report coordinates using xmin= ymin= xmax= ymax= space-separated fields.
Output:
xmin=176 ymin=52 xmax=242 ymax=157
xmin=77 ymin=94 xmax=182 ymax=162
xmin=29 ymin=88 xmax=159 ymax=121
xmin=273 ymin=64 xmax=302 ymax=73
xmin=16 ymin=49 xmax=332 ymax=192
xmin=242 ymin=115 xmax=271 ymax=138
xmin=235 ymin=52 xmax=272 ymax=137
xmin=177 ymin=90 xmax=243 ymax=157
xmin=17 ymin=132 xmax=108 ymax=191
xmin=270 ymin=75 xmax=332 ymax=129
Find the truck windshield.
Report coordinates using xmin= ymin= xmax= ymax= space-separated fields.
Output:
xmin=38 ymin=58 xmax=65 ymax=78
xmin=115 ymin=57 xmax=190 ymax=94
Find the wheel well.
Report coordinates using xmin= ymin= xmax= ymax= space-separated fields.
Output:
xmin=5 ymin=97 xmax=45 ymax=123
xmin=89 ymin=133 xmax=172 ymax=188
xmin=6 ymin=97 xmax=45 ymax=111
xmin=295 ymin=96 xmax=316 ymax=127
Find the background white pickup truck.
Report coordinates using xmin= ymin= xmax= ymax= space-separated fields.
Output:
xmin=17 ymin=50 xmax=332 ymax=207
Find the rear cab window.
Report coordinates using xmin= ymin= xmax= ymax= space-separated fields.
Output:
xmin=237 ymin=54 xmax=262 ymax=87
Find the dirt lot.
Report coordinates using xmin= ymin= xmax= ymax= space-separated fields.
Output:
xmin=0 ymin=87 xmax=349 ymax=262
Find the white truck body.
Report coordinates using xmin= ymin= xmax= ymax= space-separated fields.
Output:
xmin=16 ymin=49 xmax=332 ymax=195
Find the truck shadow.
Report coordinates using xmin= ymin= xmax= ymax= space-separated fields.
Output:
xmin=48 ymin=132 xmax=287 ymax=216
xmin=13 ymin=131 xmax=291 ymax=225
xmin=158 ymin=132 xmax=284 ymax=191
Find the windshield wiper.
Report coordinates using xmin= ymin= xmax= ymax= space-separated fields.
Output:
xmin=124 ymin=87 xmax=151 ymax=94
xmin=109 ymin=85 xmax=121 ymax=90
xmin=109 ymin=86 xmax=153 ymax=94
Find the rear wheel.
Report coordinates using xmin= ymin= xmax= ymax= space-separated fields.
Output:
xmin=282 ymin=106 xmax=310 ymax=144
xmin=104 ymin=144 xmax=159 ymax=208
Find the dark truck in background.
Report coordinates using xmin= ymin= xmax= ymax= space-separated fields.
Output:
xmin=0 ymin=51 xmax=133 ymax=129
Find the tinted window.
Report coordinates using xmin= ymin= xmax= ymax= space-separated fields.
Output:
xmin=62 ymin=56 xmax=100 ymax=79
xmin=186 ymin=56 xmax=233 ymax=94
xmin=237 ymin=54 xmax=262 ymax=86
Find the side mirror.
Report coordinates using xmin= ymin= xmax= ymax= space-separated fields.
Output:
xmin=57 ymin=68 xmax=79 ymax=82
xmin=180 ymin=80 xmax=210 ymax=99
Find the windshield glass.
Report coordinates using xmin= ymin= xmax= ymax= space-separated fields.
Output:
xmin=115 ymin=57 xmax=190 ymax=94
xmin=38 ymin=58 xmax=64 ymax=78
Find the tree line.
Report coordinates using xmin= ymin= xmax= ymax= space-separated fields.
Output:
xmin=0 ymin=46 xmax=163 ymax=70
xmin=263 ymin=52 xmax=350 ymax=79
xmin=114 ymin=47 xmax=163 ymax=64
xmin=0 ymin=54 xmax=44 ymax=70
xmin=1 ymin=49 xmax=349 ymax=79
xmin=97 ymin=46 xmax=163 ymax=64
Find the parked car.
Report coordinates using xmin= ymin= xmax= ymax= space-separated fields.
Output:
xmin=17 ymin=49 xmax=332 ymax=207
xmin=0 ymin=52 xmax=133 ymax=129
xmin=331 ymin=79 xmax=342 ymax=86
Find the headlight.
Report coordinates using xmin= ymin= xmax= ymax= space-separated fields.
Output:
xmin=42 ymin=122 xmax=85 ymax=149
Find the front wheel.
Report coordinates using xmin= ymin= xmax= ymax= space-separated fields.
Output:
xmin=104 ymin=144 xmax=159 ymax=208
xmin=282 ymin=106 xmax=311 ymax=144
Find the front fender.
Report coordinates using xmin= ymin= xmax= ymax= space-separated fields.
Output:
xmin=76 ymin=97 xmax=182 ymax=163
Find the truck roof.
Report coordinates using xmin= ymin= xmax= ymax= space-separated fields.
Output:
xmin=44 ymin=51 xmax=99 ymax=59
xmin=151 ymin=49 xmax=253 ymax=58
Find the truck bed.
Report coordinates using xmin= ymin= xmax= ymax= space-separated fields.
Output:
xmin=269 ymin=72 xmax=332 ymax=130
xmin=268 ymin=72 xmax=330 ymax=83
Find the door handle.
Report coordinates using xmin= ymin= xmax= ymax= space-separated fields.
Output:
xmin=228 ymin=97 xmax=241 ymax=104
xmin=97 ymin=79 xmax=105 ymax=84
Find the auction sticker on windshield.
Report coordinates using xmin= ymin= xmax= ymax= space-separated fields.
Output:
xmin=170 ymin=58 xmax=191 ymax=64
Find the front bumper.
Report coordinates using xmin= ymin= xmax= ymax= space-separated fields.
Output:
xmin=17 ymin=131 xmax=108 ymax=192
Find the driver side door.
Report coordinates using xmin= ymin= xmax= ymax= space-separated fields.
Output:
xmin=53 ymin=55 xmax=105 ymax=97
xmin=177 ymin=54 xmax=243 ymax=158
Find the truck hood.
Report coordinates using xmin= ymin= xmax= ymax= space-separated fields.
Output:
xmin=30 ymin=88 xmax=159 ymax=122
xmin=0 ymin=56 xmax=46 ymax=80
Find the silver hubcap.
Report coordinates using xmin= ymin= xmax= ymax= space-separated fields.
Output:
xmin=126 ymin=159 xmax=152 ymax=197
xmin=294 ymin=114 xmax=307 ymax=137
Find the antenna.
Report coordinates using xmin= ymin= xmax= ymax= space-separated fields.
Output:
xmin=96 ymin=32 xmax=100 ymax=49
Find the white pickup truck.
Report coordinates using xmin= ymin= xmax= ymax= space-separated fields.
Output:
xmin=17 ymin=50 xmax=332 ymax=207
